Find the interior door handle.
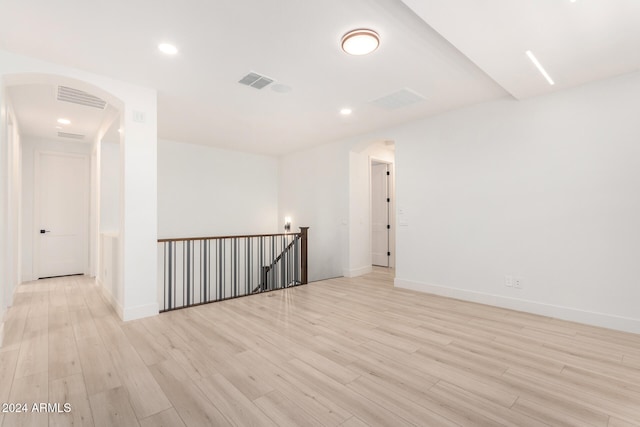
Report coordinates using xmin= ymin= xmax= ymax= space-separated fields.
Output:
xmin=40 ymin=229 xmax=51 ymax=234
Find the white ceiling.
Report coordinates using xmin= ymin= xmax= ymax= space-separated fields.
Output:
xmin=402 ymin=0 xmax=640 ymax=100
xmin=1 ymin=0 xmax=638 ymax=155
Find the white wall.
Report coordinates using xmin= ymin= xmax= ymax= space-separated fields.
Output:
xmin=90 ymin=108 xmax=119 ymax=278
xmin=20 ymin=137 xmax=92 ymax=281
xmin=100 ymin=233 xmax=120 ymax=311
xmin=0 ymin=82 xmax=8 ymax=318
xmin=11 ymin=118 xmax=20 ymax=288
xmin=8 ymin=117 xmax=21 ymax=292
xmin=97 ymin=139 xmax=121 ymax=310
xmin=100 ymin=141 xmax=120 ymax=232
xmin=279 ymin=141 xmax=350 ymax=281
xmin=0 ymin=88 xmax=23 ymax=318
xmin=394 ymin=71 xmax=640 ymax=333
xmin=158 ymin=139 xmax=279 ymax=238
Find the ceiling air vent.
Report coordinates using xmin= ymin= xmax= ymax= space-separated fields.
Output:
xmin=370 ymin=88 xmax=425 ymax=110
xmin=57 ymin=86 xmax=107 ymax=109
xmin=58 ymin=131 xmax=85 ymax=140
xmin=238 ymin=72 xmax=274 ymax=90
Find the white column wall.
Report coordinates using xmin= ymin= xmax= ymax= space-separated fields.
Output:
xmin=120 ymin=102 xmax=157 ymax=320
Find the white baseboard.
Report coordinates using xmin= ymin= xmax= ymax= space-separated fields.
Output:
xmin=343 ymin=265 xmax=373 ymax=278
xmin=394 ymin=278 xmax=640 ymax=335
xmin=122 ymin=303 xmax=159 ymax=322
xmin=96 ymin=278 xmax=158 ymax=321
xmin=95 ymin=275 xmax=158 ymax=321
xmin=96 ymin=278 xmax=124 ymax=319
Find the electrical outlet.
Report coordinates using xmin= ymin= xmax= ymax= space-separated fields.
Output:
xmin=505 ymin=275 xmax=513 ymax=287
xmin=514 ymin=277 xmax=522 ymax=289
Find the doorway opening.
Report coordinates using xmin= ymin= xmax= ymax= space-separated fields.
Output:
xmin=34 ymin=151 xmax=90 ymax=278
xmin=346 ymin=139 xmax=395 ymax=278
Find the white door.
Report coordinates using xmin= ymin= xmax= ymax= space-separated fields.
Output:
xmin=36 ymin=152 xmax=89 ymax=278
xmin=371 ymin=162 xmax=390 ymax=267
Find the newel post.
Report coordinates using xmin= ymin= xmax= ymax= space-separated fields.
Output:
xmin=299 ymin=227 xmax=309 ymax=284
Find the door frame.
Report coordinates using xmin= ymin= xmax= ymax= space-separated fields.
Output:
xmin=370 ymin=157 xmax=395 ymax=269
xmin=33 ymin=150 xmax=90 ymax=279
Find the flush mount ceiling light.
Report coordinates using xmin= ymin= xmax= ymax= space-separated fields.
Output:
xmin=158 ymin=43 xmax=178 ymax=55
xmin=57 ymin=118 xmax=71 ymax=125
xmin=341 ymin=29 xmax=380 ymax=56
xmin=340 ymin=108 xmax=353 ymax=115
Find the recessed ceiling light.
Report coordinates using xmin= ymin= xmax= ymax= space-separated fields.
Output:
xmin=57 ymin=118 xmax=71 ymax=125
xmin=341 ymin=29 xmax=380 ymax=56
xmin=158 ymin=43 xmax=178 ymax=55
xmin=526 ymin=50 xmax=555 ymax=85
xmin=340 ymin=108 xmax=353 ymax=115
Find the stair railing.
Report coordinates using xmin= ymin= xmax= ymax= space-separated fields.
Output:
xmin=157 ymin=227 xmax=308 ymax=312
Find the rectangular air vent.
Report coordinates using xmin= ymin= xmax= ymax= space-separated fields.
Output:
xmin=57 ymin=86 xmax=107 ymax=109
xmin=370 ymin=88 xmax=425 ymax=110
xmin=238 ymin=72 xmax=274 ymax=90
xmin=58 ymin=131 xmax=85 ymax=140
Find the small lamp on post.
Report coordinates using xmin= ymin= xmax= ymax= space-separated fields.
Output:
xmin=284 ymin=217 xmax=292 ymax=233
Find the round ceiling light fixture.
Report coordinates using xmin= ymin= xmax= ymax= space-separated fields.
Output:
xmin=341 ymin=29 xmax=380 ymax=56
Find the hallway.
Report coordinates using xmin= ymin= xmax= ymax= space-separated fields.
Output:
xmin=1 ymin=270 xmax=640 ymax=426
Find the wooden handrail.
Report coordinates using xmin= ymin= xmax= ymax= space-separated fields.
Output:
xmin=158 ymin=231 xmax=300 ymax=243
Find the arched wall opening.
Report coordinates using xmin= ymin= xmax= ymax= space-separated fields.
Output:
xmin=4 ymin=72 xmax=123 ymax=283
xmin=1 ymin=51 xmax=158 ymax=321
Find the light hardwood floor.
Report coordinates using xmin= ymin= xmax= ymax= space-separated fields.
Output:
xmin=1 ymin=269 xmax=640 ymax=426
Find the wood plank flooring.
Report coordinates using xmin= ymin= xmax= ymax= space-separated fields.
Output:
xmin=1 ymin=269 xmax=640 ymax=426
